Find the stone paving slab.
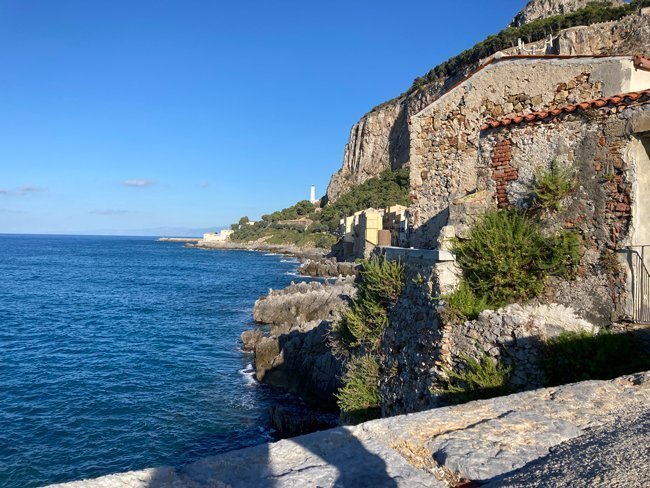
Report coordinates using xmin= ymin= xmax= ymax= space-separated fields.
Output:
xmin=51 ymin=372 xmax=650 ymax=488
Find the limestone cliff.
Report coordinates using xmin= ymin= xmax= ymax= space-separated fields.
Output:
xmin=325 ymin=1 xmax=647 ymax=203
xmin=511 ymin=0 xmax=624 ymax=28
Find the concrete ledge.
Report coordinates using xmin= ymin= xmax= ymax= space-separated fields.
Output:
xmin=381 ymin=246 xmax=455 ymax=264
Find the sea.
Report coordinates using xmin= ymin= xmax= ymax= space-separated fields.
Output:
xmin=0 ymin=234 xmax=306 ymax=487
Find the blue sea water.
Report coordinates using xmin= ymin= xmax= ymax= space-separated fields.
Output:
xmin=0 ymin=235 xmax=305 ymax=488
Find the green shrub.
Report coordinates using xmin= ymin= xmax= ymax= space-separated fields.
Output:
xmin=340 ymin=298 xmax=389 ymax=348
xmin=359 ymin=255 xmax=406 ymax=304
xmin=453 ymin=210 xmax=581 ymax=307
xmin=532 ymin=161 xmax=577 ymax=211
xmin=336 ymin=355 xmax=381 ymax=424
xmin=541 ymin=330 xmax=650 ymax=386
xmin=442 ymin=280 xmax=491 ymax=321
xmin=335 ymin=257 xmax=405 ymax=348
xmin=439 ymin=352 xmax=511 ymax=404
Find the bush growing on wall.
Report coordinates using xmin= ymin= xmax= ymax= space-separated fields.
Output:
xmin=335 ymin=355 xmax=381 ymax=424
xmin=451 ymin=210 xmax=580 ymax=310
xmin=335 ymin=256 xmax=405 ymax=349
xmin=438 ymin=352 xmax=511 ymax=404
xmin=334 ymin=256 xmax=405 ymax=422
xmin=532 ymin=160 xmax=577 ymax=211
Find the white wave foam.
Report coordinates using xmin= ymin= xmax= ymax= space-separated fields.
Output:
xmin=238 ymin=363 xmax=257 ymax=386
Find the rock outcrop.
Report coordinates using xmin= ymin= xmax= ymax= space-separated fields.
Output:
xmin=511 ymin=0 xmax=624 ymax=28
xmin=51 ymin=371 xmax=650 ymax=487
xmin=252 ymin=279 xmax=354 ymax=327
xmin=246 ymin=279 xmax=355 ymax=409
xmin=298 ymin=258 xmax=358 ymax=278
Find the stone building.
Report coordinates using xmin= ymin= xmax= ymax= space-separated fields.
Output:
xmin=339 ymin=205 xmax=410 ymax=258
xmin=408 ymin=54 xmax=650 ymax=248
xmin=404 ymin=53 xmax=650 ymax=323
xmin=202 ymin=229 xmax=234 ymax=242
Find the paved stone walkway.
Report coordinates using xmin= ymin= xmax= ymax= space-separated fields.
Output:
xmin=52 ymin=372 xmax=650 ymax=487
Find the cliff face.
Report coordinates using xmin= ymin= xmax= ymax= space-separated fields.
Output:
xmin=326 ymin=99 xmax=407 ymax=202
xmin=325 ymin=1 xmax=643 ymax=203
xmin=511 ymin=0 xmax=624 ymax=28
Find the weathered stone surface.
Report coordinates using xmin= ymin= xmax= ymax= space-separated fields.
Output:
xmin=429 ymin=410 xmax=582 ymax=481
xmin=253 ymin=279 xmax=354 ymax=327
xmin=248 ymin=279 xmax=355 ymax=408
xmin=487 ymin=402 xmax=650 ymax=487
xmin=51 ymin=372 xmax=650 ymax=487
xmin=298 ymin=258 xmax=358 ymax=278
xmin=511 ymin=0 xmax=624 ymax=28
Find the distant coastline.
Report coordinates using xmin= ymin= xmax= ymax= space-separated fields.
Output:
xmin=157 ymin=237 xmax=201 ymax=243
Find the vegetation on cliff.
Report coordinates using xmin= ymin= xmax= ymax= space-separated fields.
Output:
xmin=333 ymin=257 xmax=405 ymax=423
xmin=542 ymin=330 xmax=650 ymax=386
xmin=407 ymin=0 xmax=650 ymax=95
xmin=439 ymin=352 xmax=512 ymax=404
xmin=229 ymin=168 xmax=409 ymax=247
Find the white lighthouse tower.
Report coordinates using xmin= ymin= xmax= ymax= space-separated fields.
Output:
xmin=309 ymin=185 xmax=317 ymax=204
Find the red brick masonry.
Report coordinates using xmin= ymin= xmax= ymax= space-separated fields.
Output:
xmin=491 ymin=139 xmax=518 ymax=208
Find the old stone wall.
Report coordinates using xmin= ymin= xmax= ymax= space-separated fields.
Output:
xmin=479 ymin=103 xmax=650 ymax=322
xmin=325 ymin=10 xmax=650 ymax=205
xmin=408 ymin=58 xmax=631 ymax=248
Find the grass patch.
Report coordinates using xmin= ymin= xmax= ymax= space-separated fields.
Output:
xmin=453 ymin=210 xmax=580 ymax=308
xmin=532 ymin=161 xmax=577 ymax=211
xmin=541 ymin=330 xmax=650 ymax=386
xmin=336 ymin=355 xmax=381 ymax=424
xmin=438 ymin=352 xmax=511 ymax=404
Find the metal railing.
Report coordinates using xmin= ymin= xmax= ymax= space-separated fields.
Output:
xmin=626 ymin=245 xmax=650 ymax=324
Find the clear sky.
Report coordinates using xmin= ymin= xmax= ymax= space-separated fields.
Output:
xmin=0 ymin=0 xmax=526 ymax=235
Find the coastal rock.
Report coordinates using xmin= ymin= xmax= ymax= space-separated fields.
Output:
xmin=248 ymin=279 xmax=355 ymax=409
xmin=298 ymin=258 xmax=359 ymax=278
xmin=254 ymin=319 xmax=343 ymax=409
xmin=268 ymin=404 xmax=339 ymax=439
xmin=240 ymin=329 xmax=262 ymax=352
xmin=253 ymin=279 xmax=355 ymax=327
xmin=51 ymin=371 xmax=650 ymax=487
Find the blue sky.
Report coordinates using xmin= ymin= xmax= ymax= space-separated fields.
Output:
xmin=0 ymin=0 xmax=525 ymax=235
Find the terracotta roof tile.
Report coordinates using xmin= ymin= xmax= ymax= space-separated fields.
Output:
xmin=481 ymin=89 xmax=650 ymax=130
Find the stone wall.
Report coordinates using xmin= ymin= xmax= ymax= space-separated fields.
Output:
xmin=408 ymin=57 xmax=633 ymax=248
xmin=479 ymin=103 xmax=650 ymax=322
xmin=325 ymin=10 xmax=650 ymax=206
